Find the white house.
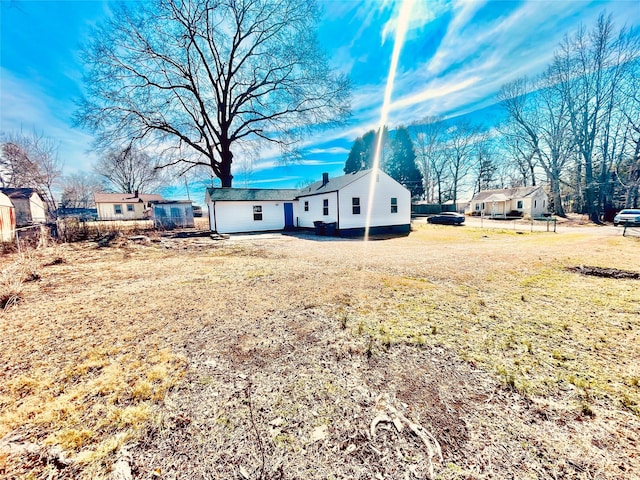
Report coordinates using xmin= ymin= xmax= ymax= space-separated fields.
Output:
xmin=205 ymin=188 xmax=299 ymax=234
xmin=205 ymin=169 xmax=411 ymax=236
xmin=466 ymin=186 xmax=549 ymax=218
xmin=94 ymin=192 xmax=165 ymax=220
xmin=296 ymin=169 xmax=411 ymax=236
xmin=0 ymin=188 xmax=47 ymax=226
xmin=0 ymin=191 xmax=16 ymax=242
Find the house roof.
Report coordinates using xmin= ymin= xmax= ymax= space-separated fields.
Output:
xmin=206 ymin=188 xmax=299 ymax=202
xmin=0 ymin=191 xmax=13 ymax=208
xmin=297 ymin=169 xmax=371 ymax=197
xmin=93 ymin=192 xmax=165 ymax=203
xmin=150 ymin=200 xmax=193 ymax=205
xmin=470 ymin=186 xmax=542 ymax=202
xmin=0 ymin=187 xmax=42 ymax=200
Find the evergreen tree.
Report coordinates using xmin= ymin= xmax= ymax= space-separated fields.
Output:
xmin=344 ymin=137 xmax=365 ymax=173
xmin=385 ymin=126 xmax=424 ymax=198
xmin=344 ymin=127 xmax=390 ymax=174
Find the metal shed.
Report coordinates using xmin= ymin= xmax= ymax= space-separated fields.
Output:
xmin=0 ymin=191 xmax=16 ymax=242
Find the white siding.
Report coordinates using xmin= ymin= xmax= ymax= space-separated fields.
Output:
xmin=529 ymin=190 xmax=549 ymax=217
xmin=210 ymin=200 xmax=295 ymax=233
xmin=97 ymin=201 xmax=147 ymax=220
xmin=296 ymin=192 xmax=338 ymax=228
xmin=337 ymin=170 xmax=410 ymax=229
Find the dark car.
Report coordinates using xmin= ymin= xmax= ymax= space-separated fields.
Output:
xmin=427 ymin=212 xmax=465 ymax=225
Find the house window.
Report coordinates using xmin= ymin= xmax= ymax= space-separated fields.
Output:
xmin=126 ymin=204 xmax=135 ymax=212
xmin=481 ymin=202 xmax=485 ymax=210
xmin=352 ymin=197 xmax=360 ymax=215
xmin=323 ymin=199 xmax=329 ymax=216
xmin=390 ymin=197 xmax=398 ymax=213
xmin=534 ymin=200 xmax=537 ymax=208
xmin=517 ymin=200 xmax=523 ymax=209
xmin=543 ymin=199 xmax=546 ymax=208
xmin=475 ymin=203 xmax=480 ymax=211
xmin=114 ymin=204 xmax=123 ymax=215
xmin=304 ymin=201 xmax=309 ymax=212
xmin=253 ymin=205 xmax=263 ymax=221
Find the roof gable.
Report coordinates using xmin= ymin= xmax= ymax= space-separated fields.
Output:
xmin=297 ymin=170 xmax=371 ymax=197
xmin=206 ymin=188 xmax=299 ymax=202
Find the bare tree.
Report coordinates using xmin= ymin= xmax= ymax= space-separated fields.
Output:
xmin=60 ymin=172 xmax=103 ymax=208
xmin=412 ymin=117 xmax=450 ymax=203
xmin=78 ymin=0 xmax=350 ymax=187
xmin=0 ymin=130 xmax=62 ymax=214
xmin=95 ymin=147 xmax=165 ymax=194
xmin=444 ymin=121 xmax=480 ymax=205
xmin=473 ymin=134 xmax=497 ymax=193
xmin=550 ymin=13 xmax=639 ymax=221
xmin=499 ymin=75 xmax=574 ymax=217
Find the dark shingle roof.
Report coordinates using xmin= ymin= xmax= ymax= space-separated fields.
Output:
xmin=470 ymin=186 xmax=542 ymax=202
xmin=206 ymin=188 xmax=299 ymax=202
xmin=296 ymin=170 xmax=370 ymax=197
xmin=0 ymin=187 xmax=41 ymax=200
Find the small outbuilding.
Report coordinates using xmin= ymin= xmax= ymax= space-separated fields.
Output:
xmin=466 ymin=186 xmax=549 ymax=218
xmin=94 ymin=192 xmax=165 ymax=221
xmin=0 ymin=191 xmax=16 ymax=242
xmin=0 ymin=188 xmax=46 ymax=226
xmin=151 ymin=200 xmax=195 ymax=229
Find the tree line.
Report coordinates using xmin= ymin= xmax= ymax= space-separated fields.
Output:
xmin=344 ymin=13 xmax=639 ymax=220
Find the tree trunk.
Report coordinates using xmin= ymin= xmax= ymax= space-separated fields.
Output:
xmin=219 ymin=146 xmax=234 ymax=188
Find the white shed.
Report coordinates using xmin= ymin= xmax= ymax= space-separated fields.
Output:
xmin=0 ymin=188 xmax=46 ymax=226
xmin=296 ymin=169 xmax=411 ymax=236
xmin=205 ymin=188 xmax=299 ymax=234
xmin=0 ymin=191 xmax=16 ymax=242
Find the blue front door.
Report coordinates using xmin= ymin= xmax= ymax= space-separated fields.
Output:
xmin=284 ymin=202 xmax=294 ymax=229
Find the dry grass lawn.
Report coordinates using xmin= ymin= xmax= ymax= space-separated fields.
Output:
xmin=0 ymin=224 xmax=639 ymax=479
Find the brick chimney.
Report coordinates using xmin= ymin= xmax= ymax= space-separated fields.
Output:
xmin=322 ymin=172 xmax=329 ymax=186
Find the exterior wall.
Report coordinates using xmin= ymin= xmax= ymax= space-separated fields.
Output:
xmin=0 ymin=205 xmax=15 ymax=242
xmin=529 ymin=189 xmax=549 ymax=217
xmin=296 ymin=192 xmax=339 ymax=228
xmin=29 ymin=194 xmax=46 ymax=223
xmin=337 ymin=170 xmax=410 ymax=229
xmin=96 ymin=201 xmax=147 ymax=220
xmin=210 ymin=200 xmax=296 ymax=233
xmin=12 ymin=198 xmax=32 ymax=226
xmin=296 ymin=171 xmax=410 ymax=232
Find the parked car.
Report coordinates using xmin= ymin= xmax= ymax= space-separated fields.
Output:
xmin=613 ymin=209 xmax=640 ymax=226
xmin=427 ymin=212 xmax=465 ymax=225
xmin=192 ymin=205 xmax=203 ymax=217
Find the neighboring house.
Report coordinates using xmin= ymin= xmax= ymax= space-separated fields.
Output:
xmin=205 ymin=169 xmax=411 ymax=236
xmin=466 ymin=186 xmax=549 ymax=218
xmin=0 ymin=188 xmax=47 ymax=226
xmin=94 ymin=192 xmax=165 ymax=220
xmin=0 ymin=191 xmax=16 ymax=242
xmin=151 ymin=200 xmax=195 ymax=229
xmin=206 ymin=188 xmax=299 ymax=234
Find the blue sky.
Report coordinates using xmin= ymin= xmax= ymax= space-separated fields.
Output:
xmin=2 ymin=0 xmax=639 ymax=202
